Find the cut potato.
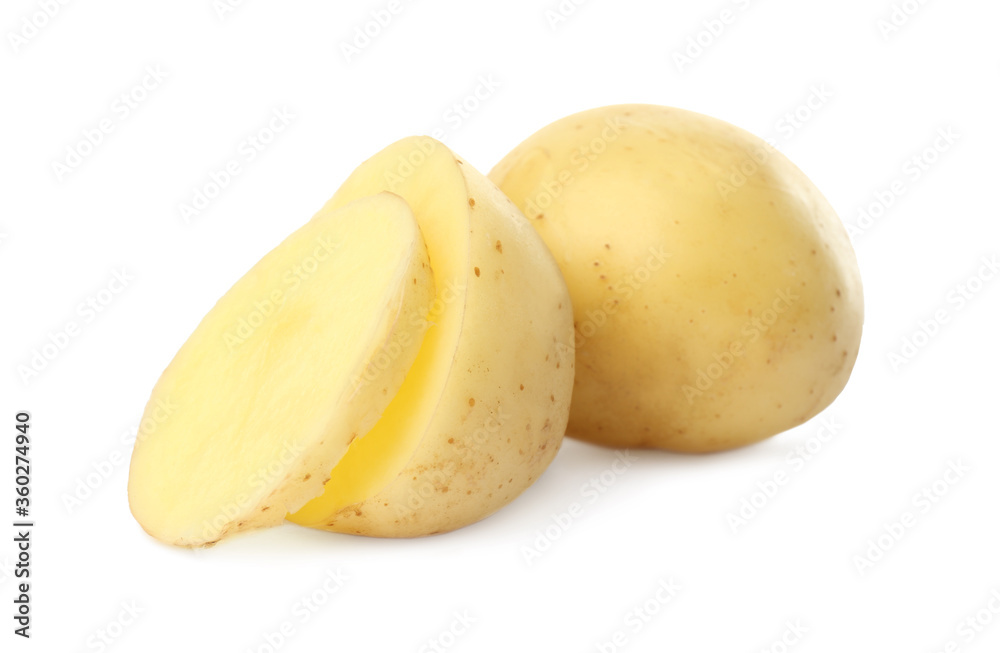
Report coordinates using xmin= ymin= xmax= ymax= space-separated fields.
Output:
xmin=490 ymin=104 xmax=863 ymax=452
xmin=128 ymin=193 xmax=434 ymax=547
xmin=129 ymin=138 xmax=574 ymax=546
xmin=288 ymin=137 xmax=574 ymax=537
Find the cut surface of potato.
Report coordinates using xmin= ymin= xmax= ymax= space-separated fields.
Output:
xmin=128 ymin=193 xmax=433 ymax=546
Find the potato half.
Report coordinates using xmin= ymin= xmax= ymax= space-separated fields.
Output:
xmin=288 ymin=137 xmax=574 ymax=537
xmin=128 ymin=193 xmax=434 ymax=546
xmin=490 ymin=104 xmax=863 ymax=452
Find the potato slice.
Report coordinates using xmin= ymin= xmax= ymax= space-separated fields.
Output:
xmin=288 ymin=137 xmax=574 ymax=537
xmin=128 ymin=193 xmax=434 ymax=547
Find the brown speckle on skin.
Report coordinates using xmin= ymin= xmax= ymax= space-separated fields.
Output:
xmin=303 ymin=474 xmax=311 ymax=481
xmin=474 ymin=266 xmax=480 ymax=277
xmin=468 ymin=198 xmax=476 ymax=207
xmin=549 ymin=394 xmax=555 ymax=402
xmin=832 ymin=335 xmax=838 ymax=342
xmin=261 ymin=506 xmax=270 ymax=512
xmin=469 ymin=398 xmax=476 ymax=407
xmin=495 ymin=240 xmax=503 ymax=253
xmin=605 ymin=243 xmax=611 ymax=249
xmin=448 ymin=437 xmax=455 ymax=444
xmin=519 ymin=384 xmax=524 ymax=390
xmin=836 ymin=288 xmax=842 ymax=297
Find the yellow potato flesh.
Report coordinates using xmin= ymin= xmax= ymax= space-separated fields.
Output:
xmin=289 ymin=141 xmax=467 ymax=525
xmin=127 ymin=193 xmax=433 ymax=546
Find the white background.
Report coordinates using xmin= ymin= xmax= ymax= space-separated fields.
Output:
xmin=2 ymin=0 xmax=999 ymax=651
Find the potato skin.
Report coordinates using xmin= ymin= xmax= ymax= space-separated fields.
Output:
xmin=490 ymin=104 xmax=863 ymax=452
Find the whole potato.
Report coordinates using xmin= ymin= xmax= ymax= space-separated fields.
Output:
xmin=490 ymin=104 xmax=863 ymax=452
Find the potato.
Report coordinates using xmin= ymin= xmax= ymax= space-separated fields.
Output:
xmin=129 ymin=138 xmax=574 ymax=546
xmin=490 ymin=104 xmax=863 ymax=452
xmin=128 ymin=193 xmax=434 ymax=546
xmin=288 ymin=137 xmax=574 ymax=537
